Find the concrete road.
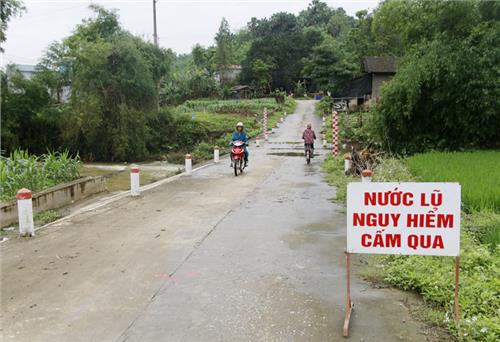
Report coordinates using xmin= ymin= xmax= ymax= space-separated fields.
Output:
xmin=1 ymin=101 xmax=427 ymax=341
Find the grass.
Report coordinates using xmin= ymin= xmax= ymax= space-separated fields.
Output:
xmin=405 ymin=151 xmax=500 ymax=212
xmin=0 ymin=150 xmax=81 ymax=202
xmin=34 ymin=210 xmax=62 ymax=225
xmin=322 ymin=153 xmax=500 ymax=342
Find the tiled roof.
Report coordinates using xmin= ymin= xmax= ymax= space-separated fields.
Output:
xmin=362 ymin=57 xmax=397 ymax=73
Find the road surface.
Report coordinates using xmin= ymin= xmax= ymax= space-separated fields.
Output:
xmin=1 ymin=101 xmax=428 ymax=341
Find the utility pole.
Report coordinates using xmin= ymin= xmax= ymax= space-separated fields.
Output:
xmin=153 ymin=0 xmax=158 ymax=47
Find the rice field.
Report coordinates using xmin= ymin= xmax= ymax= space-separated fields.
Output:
xmin=405 ymin=151 xmax=500 ymax=212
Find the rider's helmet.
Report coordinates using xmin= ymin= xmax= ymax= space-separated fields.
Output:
xmin=236 ymin=122 xmax=244 ymax=130
xmin=307 ymin=123 xmax=312 ymax=129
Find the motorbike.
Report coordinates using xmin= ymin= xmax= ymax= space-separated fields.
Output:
xmin=231 ymin=140 xmax=246 ymax=176
xmin=304 ymin=143 xmax=314 ymax=164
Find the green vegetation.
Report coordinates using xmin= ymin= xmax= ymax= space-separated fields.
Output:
xmin=406 ymin=152 xmax=500 ymax=212
xmin=405 ymin=151 xmax=500 ymax=251
xmin=4 ymin=1 xmax=497 ymax=161
xmin=368 ymin=1 xmax=500 ymax=153
xmin=34 ymin=210 xmax=62 ymax=225
xmin=0 ymin=0 xmax=25 ymax=51
xmin=323 ymin=154 xmax=500 ymax=341
xmin=0 ymin=150 xmax=80 ymax=202
xmin=171 ymin=97 xmax=295 ymax=162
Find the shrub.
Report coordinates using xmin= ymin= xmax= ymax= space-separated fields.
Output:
xmin=372 ymin=24 xmax=500 ymax=153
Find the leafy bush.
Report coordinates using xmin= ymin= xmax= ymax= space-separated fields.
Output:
xmin=0 ymin=150 xmax=81 ymax=201
xmin=371 ymin=23 xmax=500 ymax=153
xmin=316 ymin=96 xmax=333 ymax=115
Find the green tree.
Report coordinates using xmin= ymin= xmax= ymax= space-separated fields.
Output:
xmin=301 ymin=37 xmax=357 ymax=94
xmin=241 ymin=12 xmax=322 ymax=91
xmin=327 ymin=7 xmax=355 ymax=38
xmin=215 ymin=17 xmax=233 ymax=85
xmin=1 ymin=67 xmax=62 ymax=153
xmin=0 ymin=0 xmax=25 ymax=51
xmin=37 ymin=5 xmax=172 ymax=161
xmin=251 ymin=58 xmax=273 ymax=94
xmin=373 ymin=20 xmax=500 ymax=153
xmin=298 ymin=0 xmax=332 ymax=28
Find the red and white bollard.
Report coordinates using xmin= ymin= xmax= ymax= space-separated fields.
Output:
xmin=130 ymin=166 xmax=140 ymax=196
xmin=256 ymin=138 xmax=260 ymax=147
xmin=361 ymin=169 xmax=372 ymax=183
xmin=214 ymin=146 xmax=220 ymax=163
xmin=16 ymin=188 xmax=34 ymax=237
xmin=344 ymin=155 xmax=352 ymax=173
xmin=263 ymin=107 xmax=268 ymax=137
xmin=185 ymin=154 xmax=192 ymax=175
xmin=332 ymin=110 xmax=339 ymax=158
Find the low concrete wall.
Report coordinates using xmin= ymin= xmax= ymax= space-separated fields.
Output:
xmin=1 ymin=176 xmax=107 ymax=227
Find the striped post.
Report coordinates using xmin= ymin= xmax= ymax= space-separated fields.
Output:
xmin=263 ymin=107 xmax=268 ymax=138
xmin=332 ymin=110 xmax=339 ymax=157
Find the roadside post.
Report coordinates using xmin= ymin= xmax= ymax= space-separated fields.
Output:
xmin=256 ymin=138 xmax=260 ymax=147
xmin=16 ymin=188 xmax=34 ymax=237
xmin=332 ymin=110 xmax=339 ymax=157
xmin=214 ymin=146 xmax=220 ymax=163
xmin=130 ymin=166 xmax=140 ymax=196
xmin=322 ymin=133 xmax=327 ymax=148
xmin=343 ymin=182 xmax=462 ymax=337
xmin=361 ymin=169 xmax=372 ymax=182
xmin=280 ymin=116 xmax=284 ymax=123
xmin=185 ymin=154 xmax=192 ymax=175
xmin=263 ymin=107 xmax=268 ymax=139
xmin=344 ymin=155 xmax=352 ymax=173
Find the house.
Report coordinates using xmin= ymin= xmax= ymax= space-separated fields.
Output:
xmin=340 ymin=56 xmax=397 ymax=110
xmin=6 ymin=64 xmax=37 ymax=80
xmin=6 ymin=64 xmax=71 ymax=103
xmin=230 ymin=85 xmax=253 ymax=99
xmin=215 ymin=64 xmax=242 ymax=84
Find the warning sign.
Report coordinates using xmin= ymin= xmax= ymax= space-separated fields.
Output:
xmin=347 ymin=183 xmax=461 ymax=256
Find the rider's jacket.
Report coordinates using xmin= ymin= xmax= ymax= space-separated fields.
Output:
xmin=231 ymin=131 xmax=249 ymax=143
xmin=302 ymin=128 xmax=316 ymax=144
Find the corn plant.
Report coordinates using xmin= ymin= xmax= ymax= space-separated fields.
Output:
xmin=0 ymin=150 xmax=81 ymax=202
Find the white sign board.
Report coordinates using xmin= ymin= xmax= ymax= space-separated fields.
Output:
xmin=347 ymin=183 xmax=461 ymax=256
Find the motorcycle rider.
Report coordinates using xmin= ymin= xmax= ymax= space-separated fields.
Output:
xmin=231 ymin=122 xmax=249 ymax=167
xmin=302 ymin=123 xmax=316 ymax=157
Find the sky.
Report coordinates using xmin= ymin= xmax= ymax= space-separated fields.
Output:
xmin=2 ymin=0 xmax=380 ymax=66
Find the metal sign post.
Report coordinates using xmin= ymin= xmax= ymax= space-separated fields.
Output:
xmin=343 ymin=252 xmax=353 ymax=337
